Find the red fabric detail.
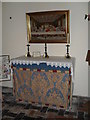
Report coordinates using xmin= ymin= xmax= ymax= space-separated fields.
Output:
xmin=19 ymin=99 xmax=22 ymax=101
xmin=68 ymin=95 xmax=70 ymax=100
xmin=37 ymin=69 xmax=41 ymax=72
xmin=46 ymin=29 xmax=50 ymax=32
xmin=11 ymin=66 xmax=13 ymax=68
xmin=69 ymin=80 xmax=71 ymax=85
xmin=69 ymin=69 xmax=71 ymax=74
xmin=53 ymin=70 xmax=57 ymax=72
xmin=45 ymin=103 xmax=49 ymax=106
xmin=23 ymin=68 xmax=26 ymax=70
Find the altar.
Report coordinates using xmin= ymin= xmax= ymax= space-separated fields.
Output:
xmin=11 ymin=56 xmax=74 ymax=109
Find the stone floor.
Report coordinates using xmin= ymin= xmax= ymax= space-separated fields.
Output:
xmin=1 ymin=87 xmax=90 ymax=120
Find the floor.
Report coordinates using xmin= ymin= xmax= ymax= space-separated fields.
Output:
xmin=1 ymin=87 xmax=90 ymax=120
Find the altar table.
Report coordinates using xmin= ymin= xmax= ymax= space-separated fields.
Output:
xmin=11 ymin=56 xmax=74 ymax=109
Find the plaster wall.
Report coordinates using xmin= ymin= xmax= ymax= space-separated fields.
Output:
xmin=2 ymin=2 xmax=88 ymax=96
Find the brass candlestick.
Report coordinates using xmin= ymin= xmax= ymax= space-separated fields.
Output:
xmin=44 ymin=36 xmax=49 ymax=58
xmin=26 ymin=44 xmax=31 ymax=57
xmin=66 ymin=44 xmax=71 ymax=58
xmin=45 ymin=43 xmax=49 ymax=58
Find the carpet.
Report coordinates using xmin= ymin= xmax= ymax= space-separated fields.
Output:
xmin=1 ymin=87 xmax=90 ymax=120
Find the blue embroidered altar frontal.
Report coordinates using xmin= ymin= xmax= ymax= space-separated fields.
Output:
xmin=12 ymin=63 xmax=70 ymax=72
xmin=12 ymin=62 xmax=72 ymax=109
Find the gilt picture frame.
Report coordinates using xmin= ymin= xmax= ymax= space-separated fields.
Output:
xmin=26 ymin=10 xmax=70 ymax=43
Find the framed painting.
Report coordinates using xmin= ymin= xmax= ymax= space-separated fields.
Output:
xmin=0 ymin=55 xmax=11 ymax=82
xmin=26 ymin=10 xmax=70 ymax=43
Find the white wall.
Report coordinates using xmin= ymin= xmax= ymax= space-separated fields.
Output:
xmin=2 ymin=2 xmax=88 ymax=97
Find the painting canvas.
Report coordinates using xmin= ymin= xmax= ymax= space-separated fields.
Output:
xmin=26 ymin=10 xmax=70 ymax=43
xmin=0 ymin=55 xmax=10 ymax=81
